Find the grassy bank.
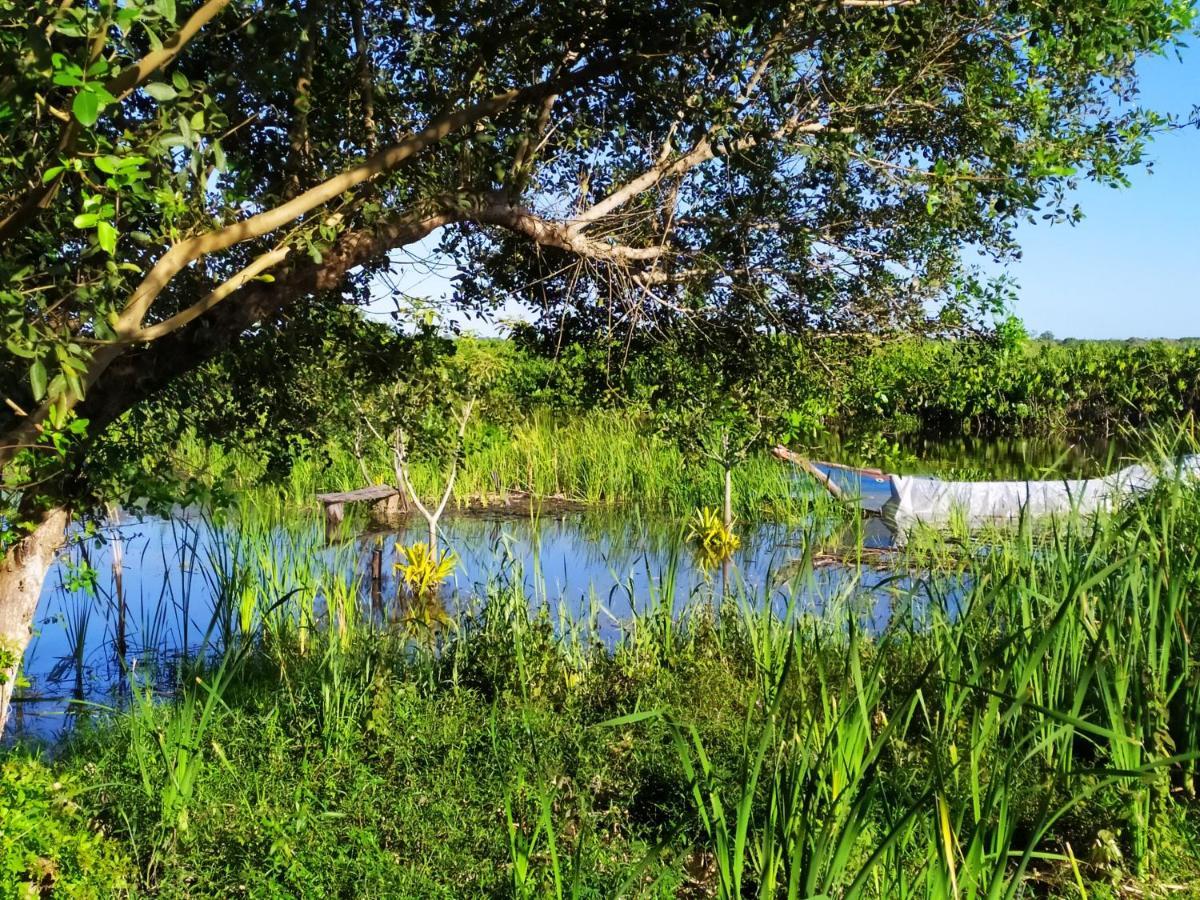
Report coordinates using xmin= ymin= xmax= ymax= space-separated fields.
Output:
xmin=5 ymin=462 xmax=1200 ymax=896
xmin=171 ymin=408 xmax=828 ymax=523
xmin=120 ymin=332 xmax=1200 ymax=516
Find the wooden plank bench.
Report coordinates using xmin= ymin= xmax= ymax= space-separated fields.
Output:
xmin=316 ymin=485 xmax=406 ymax=532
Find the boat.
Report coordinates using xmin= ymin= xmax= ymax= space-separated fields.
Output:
xmin=771 ymin=445 xmax=1200 ymax=531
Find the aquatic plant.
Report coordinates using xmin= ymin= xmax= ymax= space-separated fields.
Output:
xmin=395 ymin=541 xmax=457 ymax=599
xmin=6 ymin=436 xmax=1200 ymax=895
xmin=687 ymin=505 xmax=741 ymax=568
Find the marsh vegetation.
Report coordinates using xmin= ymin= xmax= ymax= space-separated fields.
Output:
xmin=5 ymin=420 xmax=1200 ymax=896
xmin=4 ymin=0 xmax=1200 ymax=895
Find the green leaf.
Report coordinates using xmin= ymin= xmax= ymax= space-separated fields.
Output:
xmin=30 ymin=360 xmax=47 ymax=401
xmin=144 ymin=25 xmax=163 ymax=52
xmin=144 ymin=82 xmax=177 ymax=101
xmin=171 ymin=71 xmax=189 ymax=91
xmin=73 ymin=212 xmax=99 ymax=229
xmin=93 ymin=155 xmax=123 ymax=175
xmin=115 ymin=6 xmax=140 ymax=33
xmin=155 ymin=0 xmax=177 ymax=23
xmin=41 ymin=165 xmax=65 ymax=183
xmin=97 ymin=221 xmax=118 ymax=255
xmin=71 ymin=89 xmax=100 ymax=126
xmin=5 ymin=339 xmax=36 ymax=359
xmin=91 ymin=85 xmax=117 ymax=106
xmin=211 ymin=140 xmax=227 ymax=172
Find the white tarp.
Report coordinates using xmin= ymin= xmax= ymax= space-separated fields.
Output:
xmin=885 ymin=456 xmax=1200 ymax=531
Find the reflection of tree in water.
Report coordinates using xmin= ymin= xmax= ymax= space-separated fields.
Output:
xmin=396 ymin=590 xmax=453 ymax=646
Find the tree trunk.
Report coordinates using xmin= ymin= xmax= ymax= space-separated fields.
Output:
xmin=107 ymin=502 xmax=126 ymax=663
xmin=723 ymin=465 xmax=733 ymax=530
xmin=0 ymin=505 xmax=69 ymax=737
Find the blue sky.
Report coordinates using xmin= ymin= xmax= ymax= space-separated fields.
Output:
xmin=374 ymin=43 xmax=1200 ymax=339
xmin=1002 ymin=45 xmax=1199 ymax=339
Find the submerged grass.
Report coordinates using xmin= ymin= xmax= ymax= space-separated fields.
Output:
xmin=5 ymin=448 xmax=1200 ymax=896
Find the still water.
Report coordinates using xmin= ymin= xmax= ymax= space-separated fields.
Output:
xmin=16 ymin=436 xmax=1142 ymax=743
xmin=12 ymin=506 xmax=925 ymax=743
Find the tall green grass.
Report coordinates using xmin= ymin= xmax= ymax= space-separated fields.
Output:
xmin=7 ymin=444 xmax=1200 ymax=895
xmin=169 ymin=409 xmax=832 ymax=524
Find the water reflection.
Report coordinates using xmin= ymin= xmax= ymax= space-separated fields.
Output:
xmin=817 ymin=434 xmax=1137 ymax=480
xmin=11 ymin=507 xmax=942 ymax=743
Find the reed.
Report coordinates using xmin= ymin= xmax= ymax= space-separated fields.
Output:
xmin=8 ymin=439 xmax=1200 ymax=895
xmin=171 ymin=408 xmax=834 ymax=525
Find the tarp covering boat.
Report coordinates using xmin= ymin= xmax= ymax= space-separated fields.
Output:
xmin=773 ymin=446 xmax=1200 ymax=530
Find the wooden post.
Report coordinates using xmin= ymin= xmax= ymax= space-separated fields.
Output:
xmin=368 ymin=491 xmax=403 ymax=528
xmin=323 ymin=501 xmax=345 ymax=540
xmin=770 ymin=445 xmax=846 ymax=500
xmin=369 ymin=540 xmax=383 ymax=618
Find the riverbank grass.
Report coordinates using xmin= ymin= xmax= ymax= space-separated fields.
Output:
xmin=4 ymin=463 xmax=1200 ymax=896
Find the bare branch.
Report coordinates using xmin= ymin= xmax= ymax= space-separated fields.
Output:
xmin=429 ymin=396 xmax=475 ymax=526
xmin=474 ymin=200 xmax=667 ymax=263
xmin=568 ymin=119 xmax=836 ymax=233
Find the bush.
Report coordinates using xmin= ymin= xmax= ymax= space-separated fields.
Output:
xmin=0 ymin=755 xmax=130 ymax=899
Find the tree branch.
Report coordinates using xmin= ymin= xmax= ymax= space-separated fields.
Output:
xmin=348 ymin=0 xmax=376 ymax=154
xmin=0 ymin=0 xmax=235 ymax=243
xmin=133 ymin=244 xmax=292 ymax=342
xmin=65 ymin=208 xmax=459 ymax=442
xmin=115 ymin=60 xmax=610 ymax=335
xmin=568 ymin=119 xmax=835 ymax=233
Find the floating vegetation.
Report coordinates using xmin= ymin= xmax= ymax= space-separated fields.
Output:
xmin=395 ymin=541 xmax=458 ymax=599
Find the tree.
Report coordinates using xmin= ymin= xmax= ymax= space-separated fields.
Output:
xmin=355 ymin=323 xmax=482 ymax=554
xmin=652 ymin=328 xmax=776 ymax=528
xmin=0 ymin=0 xmax=1194 ymax=731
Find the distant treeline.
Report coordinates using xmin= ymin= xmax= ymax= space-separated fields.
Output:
xmin=502 ymin=329 xmax=1200 ymax=441
xmin=111 ymin=314 xmax=1199 ymax=495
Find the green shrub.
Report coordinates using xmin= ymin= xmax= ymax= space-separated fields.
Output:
xmin=0 ymin=755 xmax=130 ymax=899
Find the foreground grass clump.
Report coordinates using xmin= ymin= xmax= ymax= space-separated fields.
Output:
xmin=0 ymin=755 xmax=130 ymax=897
xmin=6 ymin=467 xmax=1200 ymax=897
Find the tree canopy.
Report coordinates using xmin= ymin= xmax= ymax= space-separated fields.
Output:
xmin=1 ymin=0 xmax=1194 ymax=521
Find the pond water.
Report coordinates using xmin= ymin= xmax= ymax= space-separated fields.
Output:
xmin=819 ymin=433 xmax=1140 ymax=480
xmin=11 ymin=506 xmax=932 ymax=744
xmin=13 ymin=435 xmax=1145 ymax=744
